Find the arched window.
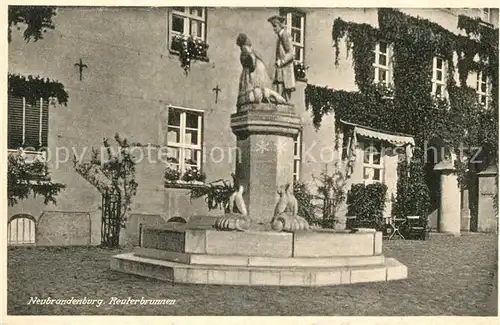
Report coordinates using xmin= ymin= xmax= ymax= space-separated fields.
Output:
xmin=7 ymin=214 xmax=36 ymax=245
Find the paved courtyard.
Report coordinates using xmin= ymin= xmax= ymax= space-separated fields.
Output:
xmin=7 ymin=233 xmax=498 ymax=316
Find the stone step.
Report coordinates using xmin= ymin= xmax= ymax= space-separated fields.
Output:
xmin=134 ymin=247 xmax=386 ymax=268
xmin=110 ymin=253 xmax=407 ymax=286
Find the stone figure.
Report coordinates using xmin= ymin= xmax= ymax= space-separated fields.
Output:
xmin=236 ymin=33 xmax=289 ymax=107
xmin=273 ymin=184 xmax=289 ymax=216
xmin=285 ymin=183 xmax=298 ymax=217
xmin=271 ymin=183 xmax=310 ymax=232
xmin=228 ymin=185 xmax=248 ymax=216
xmin=268 ymin=15 xmax=296 ymax=101
xmin=213 ymin=176 xmax=249 ymax=231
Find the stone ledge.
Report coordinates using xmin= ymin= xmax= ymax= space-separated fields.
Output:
xmin=134 ymin=247 xmax=386 ymax=268
xmin=110 ymin=253 xmax=408 ymax=286
xmin=293 ymin=231 xmax=381 ymax=257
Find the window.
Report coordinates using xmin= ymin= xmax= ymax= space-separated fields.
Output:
xmin=480 ymin=8 xmax=491 ymax=23
xmin=476 ymin=71 xmax=490 ymax=107
xmin=373 ymin=42 xmax=392 ymax=85
xmin=362 ymin=140 xmax=384 ymax=184
xmin=432 ymin=57 xmax=447 ymax=98
xmin=293 ymin=131 xmax=302 ymax=181
xmin=8 ymin=95 xmax=48 ymax=151
xmin=168 ymin=7 xmax=207 ymax=50
xmin=163 ymin=105 xmax=203 ymax=173
xmin=280 ymin=9 xmax=305 ymax=63
xmin=8 ymin=215 xmax=36 ymax=245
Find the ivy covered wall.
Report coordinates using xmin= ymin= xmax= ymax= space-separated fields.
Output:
xmin=305 ymin=8 xmax=498 ymax=168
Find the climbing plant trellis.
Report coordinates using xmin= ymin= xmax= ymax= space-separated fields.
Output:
xmin=73 ymin=134 xmax=138 ymax=248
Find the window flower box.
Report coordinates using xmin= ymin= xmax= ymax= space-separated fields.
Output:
xmin=164 ymin=165 xmax=207 ymax=188
xmin=181 ymin=167 xmax=206 ymax=183
xmin=164 ymin=165 xmax=182 ymax=184
xmin=294 ymin=61 xmax=308 ymax=82
xmin=374 ymin=82 xmax=394 ymax=100
xmin=170 ymin=34 xmax=209 ymax=74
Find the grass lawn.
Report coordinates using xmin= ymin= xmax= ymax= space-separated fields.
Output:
xmin=7 ymin=233 xmax=498 ymax=316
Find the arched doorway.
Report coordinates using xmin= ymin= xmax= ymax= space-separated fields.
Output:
xmin=7 ymin=214 xmax=36 ymax=245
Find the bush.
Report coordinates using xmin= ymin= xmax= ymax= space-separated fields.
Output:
xmin=190 ymin=178 xmax=235 ymax=211
xmin=346 ymin=182 xmax=387 ymax=229
xmin=293 ymin=180 xmax=321 ymax=226
xmin=392 ymin=159 xmax=431 ymax=219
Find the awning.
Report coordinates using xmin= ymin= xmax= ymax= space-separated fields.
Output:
xmin=341 ymin=120 xmax=415 ymax=178
xmin=340 ymin=120 xmax=415 ymax=146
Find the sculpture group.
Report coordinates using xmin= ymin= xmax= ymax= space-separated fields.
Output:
xmin=236 ymin=15 xmax=296 ymax=108
xmin=213 ymin=182 xmax=310 ymax=232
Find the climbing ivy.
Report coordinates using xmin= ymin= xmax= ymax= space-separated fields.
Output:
xmin=306 ymin=8 xmax=498 ymax=168
xmin=8 ymin=73 xmax=69 ymax=106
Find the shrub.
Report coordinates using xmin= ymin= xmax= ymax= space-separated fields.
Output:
xmin=315 ymin=169 xmax=347 ymax=227
xmin=393 ymin=159 xmax=431 ymax=219
xmin=190 ymin=175 xmax=236 ymax=211
xmin=293 ymin=180 xmax=321 ymax=226
xmin=346 ymin=182 xmax=387 ymax=229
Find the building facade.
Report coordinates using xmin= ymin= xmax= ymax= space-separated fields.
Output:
xmin=7 ymin=7 xmax=498 ymax=245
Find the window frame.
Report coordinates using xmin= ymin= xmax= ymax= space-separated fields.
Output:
xmin=293 ymin=130 xmax=302 ymax=182
xmin=168 ymin=7 xmax=208 ymax=53
xmin=481 ymin=8 xmax=491 ymax=23
xmin=431 ymin=56 xmax=448 ymax=99
xmin=373 ymin=41 xmax=393 ymax=86
xmin=164 ymin=105 xmax=204 ymax=174
xmin=476 ymin=70 xmax=490 ymax=108
xmin=361 ymin=139 xmax=384 ymax=184
xmin=280 ymin=8 xmax=306 ymax=64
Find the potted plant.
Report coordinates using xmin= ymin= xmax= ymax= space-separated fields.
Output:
xmin=293 ymin=61 xmax=308 ymax=81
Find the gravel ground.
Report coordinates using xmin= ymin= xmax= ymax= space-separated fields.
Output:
xmin=7 ymin=233 xmax=498 ymax=316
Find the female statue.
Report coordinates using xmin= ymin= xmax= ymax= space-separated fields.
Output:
xmin=236 ymin=33 xmax=288 ymax=107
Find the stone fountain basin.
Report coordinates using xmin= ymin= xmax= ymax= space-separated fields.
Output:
xmin=139 ymin=224 xmax=382 ymax=258
xmin=110 ymin=222 xmax=407 ymax=286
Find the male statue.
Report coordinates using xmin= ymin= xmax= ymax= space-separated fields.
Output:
xmin=268 ymin=15 xmax=296 ymax=101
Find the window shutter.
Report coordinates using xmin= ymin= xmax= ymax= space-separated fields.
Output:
xmin=41 ymin=100 xmax=49 ymax=148
xmin=7 ymin=95 xmax=24 ymax=149
xmin=24 ymin=99 xmax=42 ymax=150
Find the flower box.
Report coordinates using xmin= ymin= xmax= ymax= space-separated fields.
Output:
xmin=170 ymin=34 xmax=209 ymax=74
xmin=164 ymin=179 xmax=206 ymax=189
xmin=293 ymin=61 xmax=308 ymax=82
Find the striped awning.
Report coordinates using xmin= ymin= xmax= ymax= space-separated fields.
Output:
xmin=340 ymin=120 xmax=415 ymax=146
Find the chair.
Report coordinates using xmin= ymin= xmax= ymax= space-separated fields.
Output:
xmin=388 ymin=217 xmax=406 ymax=240
xmin=403 ymin=215 xmax=429 ymax=240
xmin=346 ymin=215 xmax=357 ymax=229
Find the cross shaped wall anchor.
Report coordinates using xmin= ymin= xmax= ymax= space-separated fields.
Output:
xmin=74 ymin=58 xmax=88 ymax=81
xmin=212 ymin=84 xmax=221 ymax=104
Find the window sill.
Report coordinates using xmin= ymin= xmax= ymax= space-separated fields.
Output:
xmin=168 ymin=49 xmax=210 ymax=63
xmin=164 ymin=180 xmax=206 ymax=189
xmin=478 ymin=20 xmax=494 ymax=29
